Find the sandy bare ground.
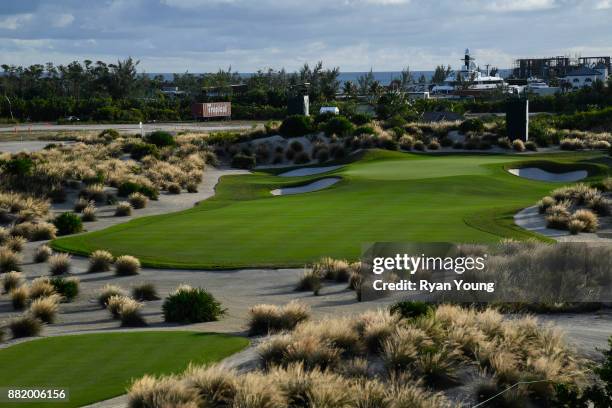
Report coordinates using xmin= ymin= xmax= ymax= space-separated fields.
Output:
xmin=0 ymin=140 xmax=75 ymax=153
xmin=277 ymin=165 xmax=344 ymax=177
xmin=0 ymin=122 xmax=254 ymax=135
xmin=508 ymin=167 xmax=587 ymax=182
xmin=271 ymin=177 xmax=340 ymax=196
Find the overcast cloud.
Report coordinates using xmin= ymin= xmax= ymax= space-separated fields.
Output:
xmin=0 ymin=0 xmax=611 ymax=72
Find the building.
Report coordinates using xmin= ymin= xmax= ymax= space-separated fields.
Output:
xmin=563 ymin=66 xmax=607 ymax=89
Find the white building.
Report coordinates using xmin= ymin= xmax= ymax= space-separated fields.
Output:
xmin=563 ymin=66 xmax=608 ymax=89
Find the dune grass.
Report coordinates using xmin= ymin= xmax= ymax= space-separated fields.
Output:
xmin=0 ymin=331 xmax=248 ymax=408
xmin=52 ymin=150 xmax=608 ymax=269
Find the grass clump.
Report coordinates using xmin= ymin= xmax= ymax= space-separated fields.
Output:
xmin=248 ymin=301 xmax=310 ymax=336
xmin=34 ymin=244 xmax=52 ymax=263
xmin=29 ymin=277 xmax=56 ymax=299
xmin=0 ymin=248 xmax=23 ymax=272
xmin=81 ymin=204 xmax=97 ymax=221
xmin=128 ymin=192 xmax=149 ymax=209
xmin=571 ymin=209 xmax=599 ymax=232
xmin=98 ymin=284 xmax=127 ymax=306
xmin=9 ymin=314 xmax=43 ymax=338
xmin=132 ymin=282 xmax=160 ymax=301
xmin=390 ymin=301 xmax=433 ymax=320
xmin=10 ymin=285 xmax=30 ymax=310
xmin=89 ymin=250 xmax=114 ymax=272
xmin=119 ymin=298 xmax=147 ymax=327
xmin=115 ymin=201 xmax=133 ymax=216
xmin=163 ymin=286 xmax=225 ymax=323
xmin=295 ymin=270 xmax=322 ymax=294
xmin=49 ymin=276 xmax=80 ymax=302
xmin=106 ymin=295 xmax=131 ymax=319
xmin=29 ymin=294 xmax=61 ymax=323
xmin=2 ymin=270 xmax=24 ymax=293
xmin=115 ymin=255 xmax=141 ymax=276
xmin=4 ymin=235 xmax=27 ymax=252
xmin=48 ymin=253 xmax=71 ymax=275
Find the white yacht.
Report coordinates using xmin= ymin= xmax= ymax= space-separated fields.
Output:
xmin=432 ymin=49 xmax=506 ymax=94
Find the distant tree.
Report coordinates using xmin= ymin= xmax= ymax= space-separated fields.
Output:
xmin=342 ymin=81 xmax=358 ymax=98
xmin=432 ymin=65 xmax=452 ymax=84
xmin=358 ymin=69 xmax=375 ymax=95
xmin=399 ymin=66 xmax=413 ymax=90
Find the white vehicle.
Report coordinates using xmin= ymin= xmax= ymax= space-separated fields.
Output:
xmin=432 ymin=49 xmax=506 ymax=94
xmin=319 ymin=106 xmax=340 ymax=115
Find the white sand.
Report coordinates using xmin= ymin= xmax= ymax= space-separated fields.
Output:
xmin=508 ymin=167 xmax=587 ymax=182
xmin=271 ymin=178 xmax=340 ymax=196
xmin=278 ymin=165 xmax=343 ymax=177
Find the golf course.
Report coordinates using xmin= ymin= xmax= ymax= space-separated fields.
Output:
xmin=51 ymin=150 xmax=608 ymax=269
xmin=0 ymin=331 xmax=248 ymax=408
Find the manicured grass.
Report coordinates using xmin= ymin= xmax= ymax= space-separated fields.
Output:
xmin=0 ymin=331 xmax=248 ymax=407
xmin=52 ymin=150 xmax=608 ymax=269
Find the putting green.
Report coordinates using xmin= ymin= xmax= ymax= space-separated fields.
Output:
xmin=0 ymin=331 xmax=248 ymax=408
xmin=52 ymin=150 xmax=608 ymax=269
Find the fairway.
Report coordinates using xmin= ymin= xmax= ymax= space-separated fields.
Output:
xmin=0 ymin=331 xmax=249 ymax=407
xmin=52 ymin=150 xmax=607 ymax=269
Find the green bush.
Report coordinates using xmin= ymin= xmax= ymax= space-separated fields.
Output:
xmin=129 ymin=143 xmax=159 ymax=160
xmin=384 ymin=114 xmax=407 ymax=129
xmin=118 ymin=182 xmax=159 ymax=200
xmin=459 ymin=118 xmax=484 ymax=134
xmin=324 ymin=116 xmax=355 ymax=137
xmin=132 ymin=283 xmax=160 ymax=301
xmin=163 ymin=287 xmax=225 ymax=323
xmin=354 ymin=125 xmax=375 ymax=136
xmin=50 ymin=277 xmax=79 ymax=302
xmin=53 ymin=212 xmax=83 ymax=236
xmin=2 ymin=157 xmax=34 ymax=176
xmin=279 ymin=115 xmax=314 ymax=137
xmin=231 ymin=153 xmax=256 ymax=169
xmin=146 ymin=130 xmax=175 ymax=147
xmin=350 ymin=113 xmax=372 ymax=125
xmin=99 ymin=129 xmax=120 ymax=140
xmin=390 ymin=301 xmax=433 ymax=319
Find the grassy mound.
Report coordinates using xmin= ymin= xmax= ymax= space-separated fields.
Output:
xmin=0 ymin=331 xmax=248 ymax=407
xmin=52 ymin=150 xmax=608 ymax=269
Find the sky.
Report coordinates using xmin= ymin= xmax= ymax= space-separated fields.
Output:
xmin=1 ymin=0 xmax=611 ymax=73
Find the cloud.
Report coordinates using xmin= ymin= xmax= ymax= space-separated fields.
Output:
xmin=0 ymin=13 xmax=33 ymax=30
xmin=486 ymin=0 xmax=557 ymax=12
xmin=594 ymin=0 xmax=611 ymax=9
xmin=52 ymin=13 xmax=74 ymax=28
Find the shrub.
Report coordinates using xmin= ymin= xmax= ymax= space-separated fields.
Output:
xmin=353 ymin=125 xmax=376 ymax=136
xmin=537 ymin=196 xmax=556 ymax=214
xmin=130 ymin=143 xmax=159 ymax=160
xmin=413 ymin=140 xmax=425 ymax=151
xmin=568 ymin=219 xmax=586 ymax=235
xmin=586 ymin=195 xmax=611 ymax=216
xmin=50 ymin=276 xmax=79 ymax=301
xmin=12 ymin=222 xmax=57 ymax=241
xmin=296 ymin=270 xmax=322 ymax=294
xmin=146 ymin=130 xmax=175 ymax=147
xmin=34 ymin=245 xmax=52 ymax=263
xmin=9 ymin=314 xmax=42 ymax=338
xmin=427 ymin=140 xmax=441 ymax=150
xmin=167 ymin=183 xmax=181 ymax=194
xmin=48 ymin=253 xmax=71 ymax=275
xmin=350 ymin=113 xmax=372 ymax=125
xmin=512 ymin=139 xmax=526 ymax=152
xmin=546 ymin=213 xmax=569 ymax=230
xmin=186 ymin=183 xmax=198 ymax=193
xmin=98 ymin=284 xmax=127 ymax=306
xmin=0 ymin=248 xmax=22 ymax=272
xmin=99 ymin=128 xmax=120 ymax=140
xmin=324 ymin=116 xmax=354 ymax=137
xmin=74 ymin=198 xmax=91 ymax=213
xmin=120 ymin=298 xmax=146 ymax=327
xmin=390 ymin=301 xmax=433 ymax=319
xmin=2 ymin=271 xmax=24 ymax=293
xmin=497 ymin=137 xmax=512 ymax=149
xmin=4 ymin=236 xmax=26 ymax=252
xmin=571 ymin=209 xmax=599 ymax=232
xmin=115 ymin=255 xmax=141 ymax=276
xmin=53 ymin=212 xmax=83 ymax=236
xmin=10 ymin=285 xmax=29 ymax=310
xmin=115 ymin=201 xmax=133 ymax=216
xmin=525 ymin=141 xmax=538 ymax=151
xmin=128 ymin=376 xmax=198 ymax=408
xmin=329 ymin=144 xmax=346 ymax=159
xmin=231 ymin=153 xmax=256 ymax=169
xmin=127 ymin=192 xmax=148 ymax=209
xmin=81 ymin=204 xmax=97 ymax=221
xmin=80 ymin=184 xmax=107 ymax=203
xmin=163 ymin=286 xmax=225 ymax=323
xmin=118 ymin=182 xmax=159 ymax=200
xmin=29 ymin=294 xmax=61 ymax=323
xmin=248 ymin=301 xmax=310 ymax=335
xmin=279 ymin=115 xmax=314 ymax=137
xmin=29 ymin=277 xmax=56 ymax=299
xmin=399 ymin=135 xmax=414 ymax=150
xmin=88 ymin=250 xmax=114 ymax=272
xmin=132 ymin=283 xmax=160 ymax=301
xmin=459 ymin=118 xmax=484 ymax=133
xmin=294 ymin=152 xmax=310 ymax=164
xmin=560 ymin=138 xmax=585 ymax=150
xmin=315 ymin=148 xmax=330 ymax=163
xmin=107 ymin=295 xmax=131 ymax=319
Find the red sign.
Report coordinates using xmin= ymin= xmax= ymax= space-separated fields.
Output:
xmin=191 ymin=102 xmax=231 ymax=118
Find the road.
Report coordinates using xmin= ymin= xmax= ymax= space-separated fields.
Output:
xmin=0 ymin=122 xmax=255 ymax=134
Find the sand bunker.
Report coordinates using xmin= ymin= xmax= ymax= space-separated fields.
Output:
xmin=271 ymin=178 xmax=340 ymax=196
xmin=508 ymin=167 xmax=587 ymax=182
xmin=278 ymin=165 xmax=343 ymax=177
